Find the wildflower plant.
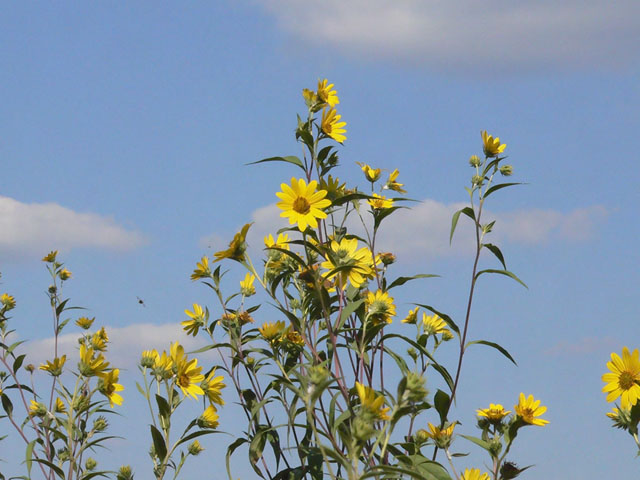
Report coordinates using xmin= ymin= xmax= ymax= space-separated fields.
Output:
xmin=185 ymin=79 xmax=547 ymax=480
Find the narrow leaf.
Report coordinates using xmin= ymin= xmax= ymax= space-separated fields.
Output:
xmin=484 ymin=182 xmax=522 ymax=198
xmin=249 ymin=156 xmax=304 ymax=169
xmin=475 ymin=268 xmax=527 ymax=288
xmin=150 ymin=425 xmax=167 ymax=460
xmin=467 ymin=339 xmax=517 ymax=365
xmin=387 ymin=274 xmax=439 ymax=290
xmin=483 ymin=243 xmax=506 ymax=269
xmin=450 ymin=207 xmax=475 ymax=244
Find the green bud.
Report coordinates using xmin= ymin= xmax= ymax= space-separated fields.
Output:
xmin=499 ymin=165 xmax=513 ymax=176
xmin=93 ymin=416 xmax=108 ymax=432
xmin=85 ymin=458 xmax=97 ymax=471
xmin=57 ymin=448 xmax=70 ymax=462
xmin=405 ymin=372 xmax=428 ymax=403
xmin=488 ymin=439 xmax=503 ymax=457
xmin=187 ymin=440 xmax=204 ymax=456
xmin=352 ymin=416 xmax=375 ymax=443
xmin=407 ymin=348 xmax=418 ymax=362
xmin=116 ymin=465 xmax=134 ymax=480
xmin=472 ymin=174 xmax=484 ymax=186
xmin=500 ymin=461 xmax=527 ymax=480
xmin=469 ymin=155 xmax=482 ymax=167
xmin=308 ymin=366 xmax=329 ymax=386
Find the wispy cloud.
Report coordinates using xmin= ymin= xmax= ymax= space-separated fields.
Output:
xmin=0 ymin=196 xmax=146 ymax=259
xmin=544 ymin=336 xmax=617 ymax=356
xmin=258 ymin=0 xmax=640 ymax=72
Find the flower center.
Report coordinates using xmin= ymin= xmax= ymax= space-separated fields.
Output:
xmin=619 ymin=371 xmax=636 ymax=390
xmin=293 ymin=196 xmax=311 ymax=214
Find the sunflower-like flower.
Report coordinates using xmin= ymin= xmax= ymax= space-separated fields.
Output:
xmin=460 ymin=468 xmax=491 ymax=480
xmin=366 ymin=290 xmax=396 ymax=325
xmin=302 ymin=88 xmax=318 ymax=106
xmin=39 ymin=355 xmax=66 ymax=376
xmin=54 ymin=397 xmax=67 ymax=413
xmin=317 ymin=79 xmax=339 ymax=107
xmin=239 ymin=273 xmax=256 ymax=296
xmin=321 ymin=237 xmax=374 ymax=289
xmin=173 ymin=345 xmax=205 ymax=399
xmin=59 ymin=268 xmax=72 ymax=281
xmin=514 ymin=393 xmax=548 ymax=426
xmin=76 ymin=316 xmax=95 ymax=330
xmin=276 ymin=178 xmax=331 ymax=232
xmin=319 ymin=175 xmax=346 ymax=201
xmin=140 ymin=349 xmax=156 ymax=368
xmin=78 ymin=344 xmax=110 ymax=377
xmin=321 ymin=107 xmax=347 ymax=143
xmin=182 ymin=303 xmax=208 ymax=336
xmin=481 ymin=131 xmax=506 ymax=157
xmin=91 ymin=328 xmax=109 ymax=351
xmin=368 ymin=193 xmax=393 ymax=210
xmin=356 ymin=162 xmax=381 ymax=183
xmin=259 ymin=320 xmax=286 ymax=342
xmin=422 ymin=313 xmax=453 ymax=339
xmin=42 ymin=251 xmax=58 ymax=263
xmin=29 ymin=400 xmax=47 ymax=417
xmin=152 ymin=349 xmax=174 ymax=379
xmin=280 ymin=326 xmax=306 ymax=351
xmin=264 ymin=233 xmax=290 ymax=250
xmin=402 ymin=307 xmax=419 ymax=324
xmin=0 ymin=293 xmax=16 ymax=310
xmin=202 ymin=368 xmax=225 ymax=407
xmin=198 ymin=405 xmax=219 ymax=429
xmin=191 ymin=256 xmax=212 ymax=280
xmin=477 ymin=403 xmax=511 ymax=422
xmin=213 ymin=223 xmax=253 ymax=263
xmin=384 ymin=169 xmax=407 ymax=193
xmin=99 ymin=368 xmax=124 ymax=408
xmin=423 ymin=422 xmax=456 ymax=448
xmin=355 ymin=382 xmax=390 ymax=421
xmin=602 ymin=347 xmax=640 ymax=409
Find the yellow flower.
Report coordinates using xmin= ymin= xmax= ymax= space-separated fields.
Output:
xmin=264 ymin=233 xmax=290 ymax=250
xmin=356 ymin=162 xmax=381 ymax=183
xmin=514 ymin=393 xmax=549 ymax=426
xmin=0 ymin=293 xmax=16 ymax=309
xmin=321 ymin=107 xmax=347 ymax=143
xmin=368 ymin=193 xmax=394 ymax=210
xmin=198 ymin=405 xmax=220 ymax=429
xmin=321 ymin=237 xmax=374 ymax=289
xmin=59 ymin=268 xmax=72 ymax=281
xmin=173 ymin=344 xmax=205 ymax=399
xmin=460 ymin=468 xmax=491 ymax=480
xmin=91 ymin=328 xmax=108 ymax=351
xmin=423 ymin=422 xmax=456 ymax=448
xmin=366 ymin=290 xmax=396 ymax=324
xmin=317 ymin=79 xmax=339 ymax=107
xmin=54 ymin=397 xmax=67 ymax=413
xmin=182 ymin=303 xmax=207 ymax=336
xmin=302 ymin=88 xmax=318 ymax=105
xmin=259 ymin=321 xmax=285 ymax=342
xmin=276 ymin=178 xmax=331 ymax=232
xmin=99 ymin=368 xmax=124 ymax=407
xmin=202 ymin=368 xmax=225 ymax=407
xmin=191 ymin=256 xmax=211 ymax=280
xmin=401 ymin=307 xmax=419 ymax=324
xmin=76 ymin=316 xmax=95 ymax=329
xmin=39 ymin=355 xmax=67 ymax=376
xmin=78 ymin=344 xmax=110 ymax=377
xmin=42 ymin=251 xmax=58 ymax=263
xmin=606 ymin=406 xmax=621 ymax=420
xmin=29 ymin=400 xmax=47 ymax=417
xmin=153 ymin=349 xmax=174 ymax=379
xmin=140 ymin=349 xmax=156 ymax=368
xmin=481 ymin=131 xmax=506 ymax=157
xmin=280 ymin=326 xmax=305 ymax=348
xmin=602 ymin=347 xmax=640 ymax=409
xmin=384 ymin=169 xmax=407 ymax=193
xmin=213 ymin=223 xmax=253 ymax=263
xmin=477 ymin=403 xmax=511 ymax=421
xmin=355 ymin=382 xmax=390 ymax=421
xmin=239 ymin=273 xmax=256 ymax=296
xmin=319 ymin=175 xmax=346 ymax=200
xmin=422 ymin=313 xmax=452 ymax=339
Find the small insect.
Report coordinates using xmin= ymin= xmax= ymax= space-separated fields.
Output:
xmin=137 ymin=296 xmax=146 ymax=307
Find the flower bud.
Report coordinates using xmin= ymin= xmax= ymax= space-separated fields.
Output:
xmin=499 ymin=165 xmax=513 ymax=176
xmin=93 ymin=416 xmax=109 ymax=432
xmin=378 ymin=252 xmax=396 ymax=266
xmin=469 ymin=155 xmax=482 ymax=167
xmin=405 ymin=372 xmax=428 ymax=403
xmin=59 ymin=268 xmax=72 ymax=281
xmin=85 ymin=458 xmax=97 ymax=471
xmin=352 ymin=416 xmax=375 ymax=442
xmin=116 ymin=465 xmax=134 ymax=480
xmin=188 ymin=440 xmax=204 ymax=456
xmin=57 ymin=448 xmax=70 ymax=462
xmin=472 ymin=175 xmax=484 ymax=186
xmin=25 ymin=364 xmax=35 ymax=373
xmin=500 ymin=461 xmax=526 ymax=480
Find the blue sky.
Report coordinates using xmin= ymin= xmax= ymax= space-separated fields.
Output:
xmin=1 ymin=1 xmax=639 ymax=478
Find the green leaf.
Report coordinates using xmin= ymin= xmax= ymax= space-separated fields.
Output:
xmin=249 ymin=156 xmax=304 ymax=169
xmin=5 ymin=340 xmax=25 ymax=355
xmin=32 ymin=458 xmax=65 ymax=479
xmin=415 ymin=304 xmax=460 ymax=335
xmin=13 ymin=354 xmax=26 ymax=373
xmin=25 ymin=439 xmax=36 ymax=476
xmin=475 ymin=268 xmax=527 ymax=288
xmin=155 ymin=394 xmax=171 ymax=428
xmin=484 ymin=182 xmax=522 ymax=198
xmin=336 ymin=298 xmax=364 ymax=330
xmin=466 ymin=339 xmax=517 ymax=365
xmin=450 ymin=207 xmax=475 ymax=244
xmin=483 ymin=243 xmax=506 ymax=269
xmin=459 ymin=434 xmax=492 ymax=451
xmin=434 ymin=389 xmax=450 ymax=425
xmin=150 ymin=424 xmax=167 ymax=460
xmin=55 ymin=298 xmax=69 ymax=317
xmin=226 ymin=437 xmax=248 ymax=480
xmin=1 ymin=392 xmax=13 ymax=416
xmin=387 ymin=274 xmax=439 ymax=290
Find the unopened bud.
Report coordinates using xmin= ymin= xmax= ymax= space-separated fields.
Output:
xmin=469 ymin=155 xmax=482 ymax=167
xmin=499 ymin=165 xmax=513 ymax=176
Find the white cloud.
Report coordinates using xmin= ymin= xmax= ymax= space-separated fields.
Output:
xmin=544 ymin=336 xmax=617 ymax=356
xmin=258 ymin=0 xmax=640 ymax=71
xmin=0 ymin=196 xmax=146 ymax=258
xmin=201 ymin=200 xmax=608 ymax=263
xmin=21 ymin=323 xmax=212 ymax=370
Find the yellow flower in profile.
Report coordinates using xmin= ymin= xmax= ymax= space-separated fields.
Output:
xmin=76 ymin=316 xmax=95 ymax=330
xmin=42 ymin=250 xmax=58 ymax=263
xmin=173 ymin=345 xmax=205 ymax=399
xmin=78 ymin=344 xmax=110 ymax=377
xmin=481 ymin=131 xmax=506 ymax=157
xmin=321 ymin=237 xmax=374 ymax=289
xmin=59 ymin=268 xmax=72 ymax=281
xmin=153 ymin=349 xmax=173 ymax=379
xmin=477 ymin=403 xmax=511 ymax=421
xmin=366 ymin=290 xmax=396 ymax=324
xmin=602 ymin=347 xmax=640 ymax=409
xmin=54 ymin=397 xmax=67 ymax=414
xmin=460 ymin=468 xmax=491 ymax=480
xmin=259 ymin=320 xmax=285 ymax=342
xmin=99 ymin=368 xmax=124 ymax=408
xmin=264 ymin=233 xmax=290 ymax=250
xmin=29 ymin=400 xmax=47 ymax=417
xmin=302 ymin=88 xmax=318 ymax=105
xmin=368 ymin=193 xmax=393 ymax=210
xmin=239 ymin=273 xmax=256 ymax=296
xmin=202 ymin=368 xmax=225 ymax=406
xmin=402 ymin=307 xmax=419 ymax=324
xmin=0 ymin=293 xmax=16 ymax=309
xmin=321 ymin=107 xmax=347 ymax=143
xmin=213 ymin=223 xmax=253 ymax=263
xmin=198 ymin=405 xmax=220 ymax=429
xmin=276 ymin=178 xmax=331 ymax=232
xmin=356 ymin=162 xmax=382 ymax=183
xmin=281 ymin=326 xmax=305 ymax=348
xmin=384 ymin=169 xmax=407 ymax=193
xmin=422 ymin=313 xmax=452 ymax=339
xmin=317 ymin=79 xmax=339 ymax=107
xmin=39 ymin=355 xmax=67 ymax=376
xmin=355 ymin=382 xmax=390 ymax=421
xmin=91 ymin=328 xmax=108 ymax=351
xmin=183 ymin=303 xmax=207 ymax=336
xmin=191 ymin=256 xmax=211 ymax=281
xmin=140 ymin=349 xmax=156 ymax=368
xmin=514 ymin=393 xmax=549 ymax=426
xmin=606 ymin=407 xmax=621 ymax=420
xmin=425 ymin=422 xmax=456 ymax=440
